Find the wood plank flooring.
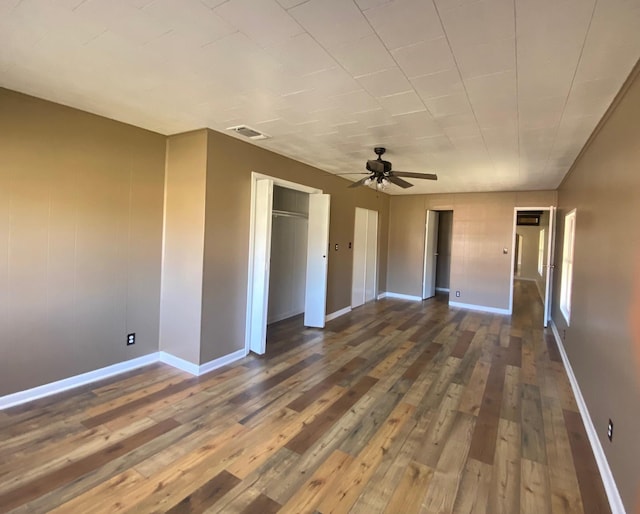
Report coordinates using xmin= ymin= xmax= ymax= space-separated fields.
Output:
xmin=0 ymin=281 xmax=611 ymax=513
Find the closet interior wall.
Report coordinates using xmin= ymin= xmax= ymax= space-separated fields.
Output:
xmin=267 ymin=186 xmax=309 ymax=324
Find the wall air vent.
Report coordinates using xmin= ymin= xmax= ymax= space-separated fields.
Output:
xmin=227 ymin=125 xmax=270 ymax=140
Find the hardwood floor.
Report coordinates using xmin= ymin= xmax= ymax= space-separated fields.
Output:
xmin=0 ymin=281 xmax=611 ymax=513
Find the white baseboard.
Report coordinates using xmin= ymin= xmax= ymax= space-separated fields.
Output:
xmin=325 ymin=306 xmax=351 ymax=322
xmin=159 ymin=349 xmax=247 ymax=376
xmin=435 ymin=287 xmax=450 ymax=292
xmin=448 ymin=301 xmax=511 ymax=315
xmin=197 ymin=349 xmax=247 ymax=375
xmin=0 ymin=353 xmax=160 ymax=409
xmin=1 ymin=348 xmax=250 ymax=410
xmin=385 ymin=292 xmax=422 ymax=302
xmin=550 ymin=320 xmax=625 ymax=514
xmin=268 ymin=309 xmax=304 ymax=325
xmin=158 ymin=352 xmax=200 ymax=375
xmin=377 ymin=292 xmax=387 ymax=300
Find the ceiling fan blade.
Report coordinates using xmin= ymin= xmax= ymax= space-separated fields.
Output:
xmin=387 ymin=175 xmax=413 ymax=189
xmin=392 ymin=171 xmax=438 ymax=180
xmin=366 ymin=159 xmax=385 ymax=173
xmin=348 ymin=177 xmax=371 ymax=188
xmin=334 ymin=172 xmax=369 ymax=175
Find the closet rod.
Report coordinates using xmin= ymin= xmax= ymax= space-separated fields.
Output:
xmin=272 ymin=209 xmax=308 ymax=219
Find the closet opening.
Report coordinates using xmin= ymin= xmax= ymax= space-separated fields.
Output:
xmin=245 ymin=173 xmax=330 ymax=356
xmin=267 ymin=186 xmax=309 ymax=325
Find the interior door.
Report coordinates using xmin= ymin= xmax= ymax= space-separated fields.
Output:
xmin=304 ymin=194 xmax=330 ymax=327
xmin=352 ymin=208 xmax=378 ymax=308
xmin=423 ymin=210 xmax=439 ymax=299
xmin=543 ymin=206 xmax=556 ymax=327
xmin=351 ymin=208 xmax=367 ymax=308
xmin=364 ymin=210 xmax=378 ymax=303
xmin=249 ymin=178 xmax=273 ymax=354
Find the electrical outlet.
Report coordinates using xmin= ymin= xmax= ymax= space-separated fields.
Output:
xmin=607 ymin=419 xmax=613 ymax=441
xmin=127 ymin=333 xmax=135 ymax=346
xmin=455 ymin=291 xmax=461 ymax=297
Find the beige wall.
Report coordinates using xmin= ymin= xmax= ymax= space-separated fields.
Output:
xmin=200 ymin=129 xmax=390 ymax=363
xmin=0 ymin=88 xmax=165 ymax=396
xmin=387 ymin=191 xmax=557 ymax=310
xmin=551 ymin=64 xmax=640 ymax=512
xmin=159 ymin=131 xmax=208 ymax=364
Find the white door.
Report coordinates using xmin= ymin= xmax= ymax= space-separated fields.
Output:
xmin=365 ymin=210 xmax=378 ymax=302
xmin=304 ymin=194 xmax=330 ymax=327
xmin=543 ymin=206 xmax=556 ymax=327
xmin=422 ymin=210 xmax=440 ymax=299
xmin=351 ymin=208 xmax=367 ymax=308
xmin=249 ymin=179 xmax=274 ymax=354
xmin=351 ymin=208 xmax=378 ymax=308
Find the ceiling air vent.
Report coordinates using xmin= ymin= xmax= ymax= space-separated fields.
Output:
xmin=227 ymin=125 xmax=269 ymax=140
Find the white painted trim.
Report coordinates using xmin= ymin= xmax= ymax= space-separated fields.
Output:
xmin=385 ymin=292 xmax=422 ymax=302
xmin=435 ymin=287 xmax=450 ymax=292
xmin=158 ymin=351 xmax=200 ymax=375
xmin=0 ymin=353 xmax=160 ymax=409
xmin=377 ymin=292 xmax=387 ymax=300
xmin=0 ymin=348 xmax=252 ymax=410
xmin=268 ymin=309 xmax=304 ymax=325
xmin=449 ymin=301 xmax=511 ymax=315
xmin=252 ymin=172 xmax=322 ymax=195
xmin=326 ymin=306 xmax=352 ymax=322
xmin=510 ymin=206 xmax=555 ymax=324
xmin=549 ymin=320 xmax=625 ymax=514
xmin=159 ymin=350 xmax=247 ymax=376
xmin=198 ymin=349 xmax=247 ymax=375
xmin=246 ymin=171 xmax=325 ymax=354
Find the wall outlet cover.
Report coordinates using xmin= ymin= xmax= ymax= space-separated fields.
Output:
xmin=127 ymin=333 xmax=136 ymax=346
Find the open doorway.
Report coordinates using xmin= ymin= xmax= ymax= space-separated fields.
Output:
xmin=509 ymin=207 xmax=556 ymax=326
xmin=268 ymin=186 xmax=309 ymax=324
xmin=245 ymin=173 xmax=330 ymax=355
xmin=423 ymin=209 xmax=453 ymax=299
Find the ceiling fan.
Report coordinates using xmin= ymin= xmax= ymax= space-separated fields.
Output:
xmin=340 ymin=147 xmax=438 ymax=189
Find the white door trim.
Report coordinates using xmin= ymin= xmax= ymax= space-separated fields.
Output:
xmin=422 ymin=210 xmax=439 ymax=299
xmin=245 ymin=172 xmax=323 ymax=354
xmin=509 ymin=206 xmax=555 ymax=326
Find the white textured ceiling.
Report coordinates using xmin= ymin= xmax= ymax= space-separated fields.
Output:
xmin=1 ymin=0 xmax=639 ymax=194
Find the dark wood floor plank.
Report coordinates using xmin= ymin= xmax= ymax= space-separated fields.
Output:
xmin=521 ymin=383 xmax=547 ymax=464
xmin=451 ymin=329 xmax=476 ymax=358
xmin=468 ymin=356 xmax=507 ymax=465
xmin=286 ymin=356 xmax=366 ymax=412
xmin=285 ymin=375 xmax=378 ymax=454
xmin=165 ymin=470 xmax=241 ymax=514
xmin=0 ymin=418 xmax=180 ymax=512
xmin=239 ymin=492 xmax=281 ymax=514
xmin=563 ymin=409 xmax=612 ymax=514
xmin=228 ymin=353 xmax=323 ymax=405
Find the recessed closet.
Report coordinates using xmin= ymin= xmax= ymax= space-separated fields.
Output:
xmin=267 ymin=185 xmax=309 ymax=324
